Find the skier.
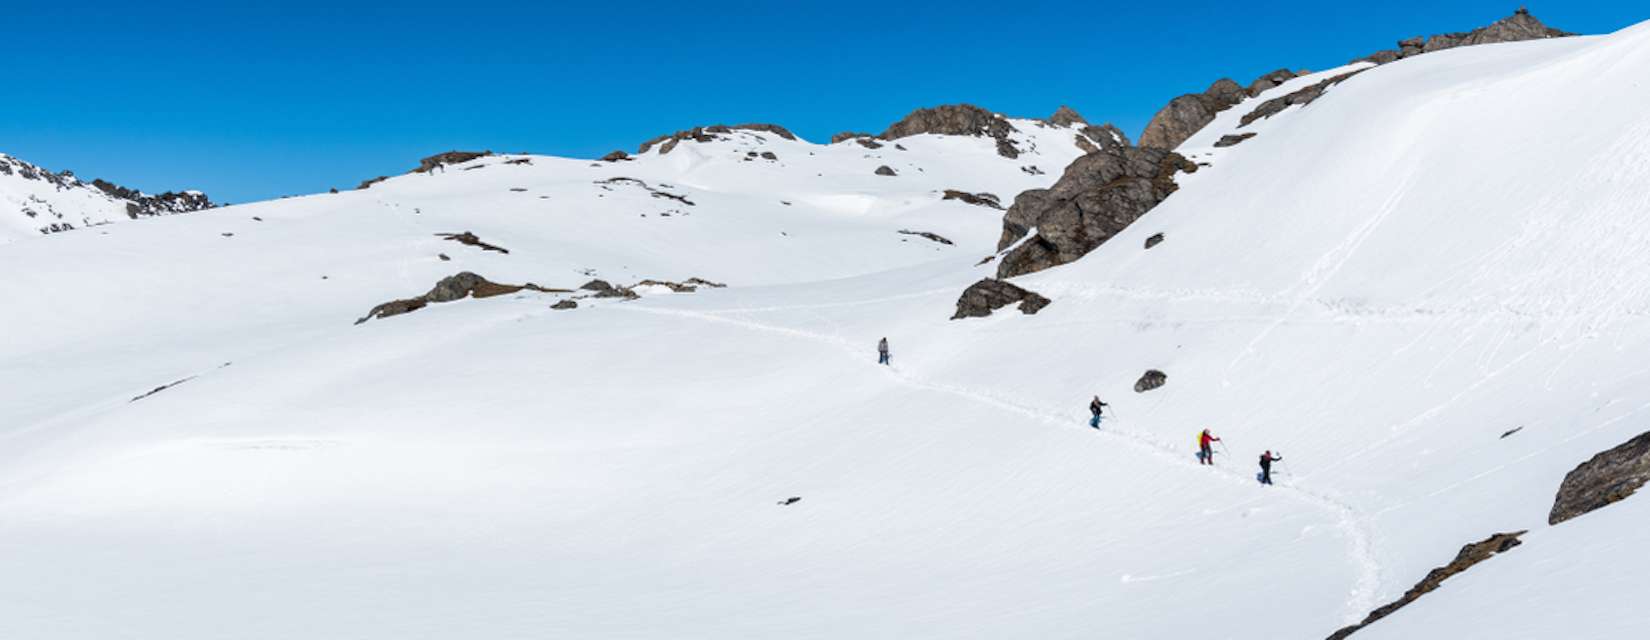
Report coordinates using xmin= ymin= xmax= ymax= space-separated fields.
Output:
xmin=877 ymin=337 xmax=890 ymax=365
xmin=1197 ymin=429 xmax=1221 ymax=465
xmin=1258 ymin=450 xmax=1283 ymax=485
xmin=1088 ymin=396 xmax=1109 ymax=428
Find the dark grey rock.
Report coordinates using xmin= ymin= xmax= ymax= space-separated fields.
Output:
xmin=1239 ymin=69 xmax=1368 ymax=127
xmin=875 ymin=165 xmax=897 ymax=176
xmin=1047 ymin=105 xmax=1087 ymax=127
xmin=897 ymin=229 xmax=953 ymax=245
xmin=551 ymin=299 xmax=578 ymax=310
xmin=356 ymin=272 xmax=570 ymax=324
xmin=600 ymin=150 xmax=631 ymax=162
xmin=879 ymin=104 xmax=1021 ymax=158
xmin=831 ymin=131 xmax=875 ymax=143
xmin=994 ymin=146 xmax=1197 ymax=279
xmin=1134 ymin=370 xmax=1167 ymax=393
xmin=951 ymin=279 xmax=1052 ymax=320
xmin=1139 ymin=78 xmax=1247 ymax=150
xmin=1355 ymin=8 xmax=1572 ymax=64
xmin=1245 ymin=68 xmax=1298 ymax=97
xmin=638 ymin=123 xmax=797 ymax=155
xmin=941 ymin=190 xmax=1002 ymax=209
xmin=1144 ymin=233 xmax=1165 ymax=249
xmin=1549 ymin=430 xmax=1650 ymax=525
xmin=415 ymin=151 xmax=492 ymax=173
xmin=1214 ymin=132 xmax=1258 ymax=147
xmin=580 ymin=279 xmax=616 ymax=293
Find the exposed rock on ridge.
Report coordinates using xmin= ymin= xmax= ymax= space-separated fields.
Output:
xmin=993 ymin=146 xmax=1197 ymax=279
xmin=1138 ymin=78 xmax=1246 ymax=150
xmin=1358 ymin=8 xmax=1572 ymax=64
xmin=1327 ymin=531 xmax=1527 ymax=639
xmin=1549 ymin=429 xmax=1650 ymax=525
xmin=952 ymin=279 xmax=1051 ymax=319
xmin=879 ymin=104 xmax=1022 ymax=159
xmin=638 ymin=124 xmax=797 ymax=155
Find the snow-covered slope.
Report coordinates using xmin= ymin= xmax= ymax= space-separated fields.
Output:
xmin=0 ymin=153 xmax=212 ymax=244
xmin=4 ymin=21 xmax=1649 ymax=640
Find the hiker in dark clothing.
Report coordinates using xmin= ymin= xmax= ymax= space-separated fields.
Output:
xmin=1198 ymin=429 xmax=1221 ymax=465
xmin=1258 ymin=451 xmax=1283 ymax=484
xmin=877 ymin=337 xmax=890 ymax=365
xmin=1089 ymin=396 xmax=1108 ymax=428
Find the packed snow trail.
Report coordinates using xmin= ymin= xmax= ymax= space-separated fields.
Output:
xmin=619 ymin=302 xmax=1383 ymax=621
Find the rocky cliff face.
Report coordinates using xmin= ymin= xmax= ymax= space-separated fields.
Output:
xmin=993 ymin=145 xmax=1196 ymax=279
xmin=878 ymin=104 xmax=1023 ymax=158
xmin=1549 ymin=430 xmax=1650 ymax=525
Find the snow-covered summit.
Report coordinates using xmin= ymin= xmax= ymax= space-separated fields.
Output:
xmin=0 ymin=152 xmax=213 ymax=243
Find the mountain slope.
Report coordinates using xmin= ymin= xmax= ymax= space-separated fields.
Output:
xmin=3 ymin=18 xmax=1650 ymax=640
xmin=0 ymin=153 xmax=212 ymax=243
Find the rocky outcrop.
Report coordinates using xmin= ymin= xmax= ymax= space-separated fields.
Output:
xmin=1239 ymin=69 xmax=1368 ymax=127
xmin=951 ymin=279 xmax=1051 ymax=320
xmin=1357 ymin=8 xmax=1572 ymax=64
xmin=416 ymin=151 xmax=492 ymax=173
xmin=1047 ymin=105 xmax=1087 ymax=127
xmin=551 ymin=299 xmax=578 ymax=310
xmin=1327 ymin=531 xmax=1526 ymax=639
xmin=875 ymin=165 xmax=897 ymax=176
xmin=638 ymin=123 xmax=797 ymax=155
xmin=1549 ymin=430 xmax=1650 ymax=525
xmin=831 ymin=131 xmax=875 ymax=144
xmin=994 ymin=146 xmax=1197 ymax=279
xmin=1245 ymin=68 xmax=1299 ymax=97
xmin=1138 ymin=78 xmax=1246 ymax=150
xmin=580 ymin=278 xmax=640 ymax=300
xmin=879 ymin=104 xmax=1021 ymax=159
xmin=897 ymin=229 xmax=953 ymax=245
xmin=356 ymin=272 xmax=570 ymax=324
xmin=437 ymin=231 xmax=510 ymax=254
xmin=1082 ymin=124 xmax=1132 ymax=153
xmin=599 ymin=150 xmax=631 ymax=162
xmin=941 ymin=190 xmax=1002 ymax=209
xmin=1134 ymin=370 xmax=1167 ymax=392
xmin=1213 ymin=132 xmax=1257 ymax=147
xmin=88 ymin=179 xmax=214 ymax=217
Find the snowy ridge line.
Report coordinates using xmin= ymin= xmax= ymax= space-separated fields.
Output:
xmin=617 ymin=302 xmax=1381 ymax=622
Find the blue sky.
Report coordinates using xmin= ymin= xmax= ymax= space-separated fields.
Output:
xmin=2 ymin=1 xmax=1639 ymax=203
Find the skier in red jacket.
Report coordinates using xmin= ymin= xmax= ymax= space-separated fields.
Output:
xmin=1198 ymin=429 xmax=1221 ymax=465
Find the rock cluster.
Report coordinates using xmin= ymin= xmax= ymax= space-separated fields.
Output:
xmin=1549 ymin=430 xmax=1650 ymax=525
xmin=897 ymin=229 xmax=953 ymax=245
xmin=879 ymin=104 xmax=1022 ymax=159
xmin=994 ymin=146 xmax=1197 ymax=279
xmin=1245 ymin=68 xmax=1300 ymax=97
xmin=1213 ymin=132 xmax=1258 ymax=147
xmin=1138 ymin=79 xmax=1247 ymax=150
xmin=951 ymin=279 xmax=1052 ymax=320
xmin=1358 ymin=8 xmax=1572 ymax=64
xmin=1239 ymin=70 xmax=1367 ymax=127
xmin=356 ymin=272 xmax=569 ymax=324
xmin=415 ymin=151 xmax=492 ymax=173
xmin=637 ymin=123 xmax=796 ymax=155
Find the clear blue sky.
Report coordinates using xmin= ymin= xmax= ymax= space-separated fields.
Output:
xmin=2 ymin=1 xmax=1638 ymax=203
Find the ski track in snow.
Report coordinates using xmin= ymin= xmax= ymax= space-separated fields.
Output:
xmin=618 ymin=303 xmax=1383 ymax=623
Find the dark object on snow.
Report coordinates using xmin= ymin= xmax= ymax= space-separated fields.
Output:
xmin=995 ymin=146 xmax=1196 ymax=279
xmin=636 ymin=123 xmax=796 ymax=155
xmin=356 ymin=272 xmax=571 ymax=324
xmin=831 ymin=131 xmax=875 ymax=143
xmin=777 ymin=497 xmax=801 ymax=506
xmin=941 ymin=189 xmax=1002 ymax=209
xmin=1134 ymin=370 xmax=1167 ymax=393
xmin=579 ymin=278 xmax=640 ymax=300
xmin=878 ymin=104 xmax=1022 ymax=159
xmin=1214 ymin=132 xmax=1258 ymax=147
xmin=1145 ymin=233 xmax=1165 ymax=249
xmin=952 ymin=278 xmax=1051 ymax=320
xmin=1139 ymin=78 xmax=1246 ymax=150
xmin=415 ymin=151 xmax=492 ymax=174
xmin=1499 ymin=426 xmax=1523 ymax=439
xmin=1239 ymin=69 xmax=1367 ymax=127
xmin=599 ymin=150 xmax=631 ymax=162
xmin=1327 ymin=531 xmax=1526 ymax=640
xmin=130 ymin=376 xmax=198 ymax=402
xmin=437 ymin=231 xmax=510 ymax=254
xmin=1548 ymin=430 xmax=1650 ymax=525
xmin=898 ymin=229 xmax=953 ymax=245
xmin=874 ymin=165 xmax=897 ymax=176
xmin=1354 ymin=8 xmax=1572 ymax=65
xmin=551 ymin=299 xmax=578 ymax=310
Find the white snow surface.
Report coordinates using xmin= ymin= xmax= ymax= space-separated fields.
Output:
xmin=4 ymin=22 xmax=1650 ymax=639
